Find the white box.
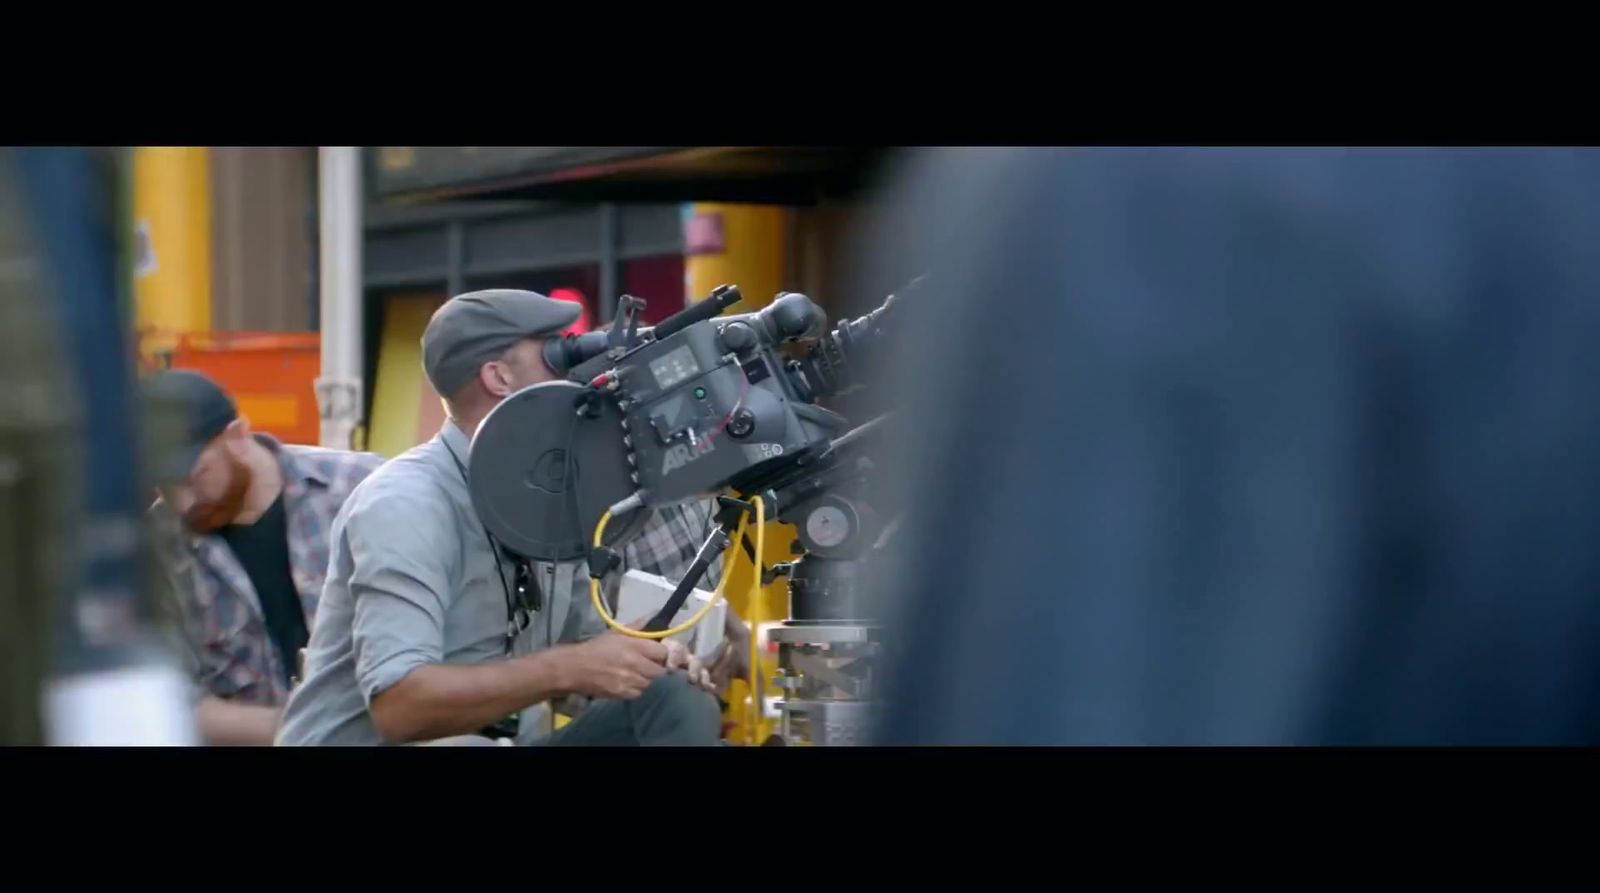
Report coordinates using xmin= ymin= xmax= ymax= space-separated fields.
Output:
xmin=615 ymin=569 xmax=727 ymax=662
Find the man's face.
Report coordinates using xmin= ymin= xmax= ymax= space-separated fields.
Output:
xmin=160 ymin=423 xmax=252 ymax=533
xmin=489 ymin=336 xmax=560 ymax=398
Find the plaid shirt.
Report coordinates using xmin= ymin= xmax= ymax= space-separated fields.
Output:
xmin=151 ymin=435 xmax=385 ymax=707
xmin=585 ymin=497 xmax=725 ymax=636
xmin=620 ymin=499 xmax=725 ymax=590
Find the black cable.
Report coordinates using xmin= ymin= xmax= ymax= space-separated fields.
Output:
xmin=559 ymin=395 xmax=594 ymax=610
xmin=441 ymin=435 xmax=528 ymax=655
xmin=443 ymin=432 xmax=533 ymax=740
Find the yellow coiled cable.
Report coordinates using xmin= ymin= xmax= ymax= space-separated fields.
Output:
xmin=587 ymin=496 xmax=765 ymax=642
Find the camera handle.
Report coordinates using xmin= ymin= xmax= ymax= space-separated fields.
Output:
xmin=608 ymin=294 xmax=646 ymax=352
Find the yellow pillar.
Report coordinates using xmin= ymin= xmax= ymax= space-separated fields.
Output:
xmin=684 ymin=203 xmax=787 ymax=312
xmin=132 ymin=147 xmax=212 ymax=366
xmin=685 ymin=202 xmax=795 ymax=744
xmin=367 ymin=294 xmax=447 ymax=457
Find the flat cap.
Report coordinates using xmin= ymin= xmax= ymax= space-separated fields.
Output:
xmin=422 ymin=289 xmax=582 ymax=397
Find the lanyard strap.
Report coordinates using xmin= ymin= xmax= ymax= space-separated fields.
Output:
xmin=441 ymin=434 xmax=540 ymax=654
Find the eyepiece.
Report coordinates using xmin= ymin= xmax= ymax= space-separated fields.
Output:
xmin=543 ymin=330 xmax=612 ymax=377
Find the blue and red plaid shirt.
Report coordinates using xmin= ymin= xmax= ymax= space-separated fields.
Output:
xmin=151 ymin=435 xmax=385 ymax=707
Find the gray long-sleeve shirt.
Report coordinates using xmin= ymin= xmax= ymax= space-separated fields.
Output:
xmin=276 ymin=422 xmax=720 ymax=746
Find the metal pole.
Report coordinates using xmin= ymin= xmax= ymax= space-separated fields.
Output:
xmin=599 ymin=202 xmax=619 ymax=324
xmin=316 ymin=147 xmax=364 ymax=450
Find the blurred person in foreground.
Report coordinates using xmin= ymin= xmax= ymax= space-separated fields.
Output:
xmin=867 ymin=147 xmax=1600 ymax=745
xmin=277 ymin=289 xmax=746 ymax=746
xmin=145 ymin=370 xmax=385 ymax=745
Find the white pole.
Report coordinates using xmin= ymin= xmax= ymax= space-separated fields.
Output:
xmin=316 ymin=147 xmax=364 ymax=450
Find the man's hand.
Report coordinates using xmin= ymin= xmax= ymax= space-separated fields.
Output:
xmin=616 ymin=613 xmax=717 ymax=694
xmin=560 ymin=632 xmax=670 ymax=700
xmin=661 ymin=638 xmax=715 ymax=694
xmin=195 ymin=696 xmax=282 ymax=746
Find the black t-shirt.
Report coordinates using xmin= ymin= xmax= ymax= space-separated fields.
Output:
xmin=218 ymin=496 xmax=308 ymax=687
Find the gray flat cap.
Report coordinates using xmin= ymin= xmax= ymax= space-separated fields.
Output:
xmin=422 ymin=289 xmax=582 ymax=396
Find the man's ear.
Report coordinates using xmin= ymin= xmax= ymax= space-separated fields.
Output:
xmin=480 ymin=361 xmax=514 ymax=398
xmin=220 ymin=417 xmax=251 ymax=453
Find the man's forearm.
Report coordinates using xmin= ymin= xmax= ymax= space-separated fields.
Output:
xmin=370 ymin=648 xmax=572 ymax=744
xmin=195 ymin=696 xmax=282 ymax=746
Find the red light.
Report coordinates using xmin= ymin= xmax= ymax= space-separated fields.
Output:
xmin=550 ymin=288 xmax=591 ymax=335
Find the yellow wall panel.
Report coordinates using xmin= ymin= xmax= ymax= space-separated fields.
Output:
xmin=132 ymin=147 xmax=212 ymax=361
xmin=369 ymin=294 xmax=446 ymax=457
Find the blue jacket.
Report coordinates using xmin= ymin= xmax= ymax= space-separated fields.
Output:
xmin=868 ymin=148 xmax=1600 ymax=744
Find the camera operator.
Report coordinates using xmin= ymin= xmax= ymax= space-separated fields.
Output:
xmin=276 ymin=289 xmax=745 ymax=746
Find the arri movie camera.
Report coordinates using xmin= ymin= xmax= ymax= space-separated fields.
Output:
xmin=468 ymin=283 xmax=906 ymax=745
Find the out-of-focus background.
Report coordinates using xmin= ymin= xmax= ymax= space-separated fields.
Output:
xmin=128 ymin=147 xmax=897 ymax=455
xmin=861 ymin=147 xmax=1600 ymax=746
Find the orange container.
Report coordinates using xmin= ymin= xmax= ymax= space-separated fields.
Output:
xmin=168 ymin=332 xmax=323 ymax=446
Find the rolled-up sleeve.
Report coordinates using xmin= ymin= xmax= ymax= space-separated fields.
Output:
xmin=344 ymin=485 xmax=461 ymax=704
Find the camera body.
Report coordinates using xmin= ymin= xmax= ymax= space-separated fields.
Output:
xmin=570 ymin=293 xmax=848 ymax=509
xmin=469 ymin=284 xmax=898 ymax=563
xmin=562 ymin=286 xmax=897 ymax=511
